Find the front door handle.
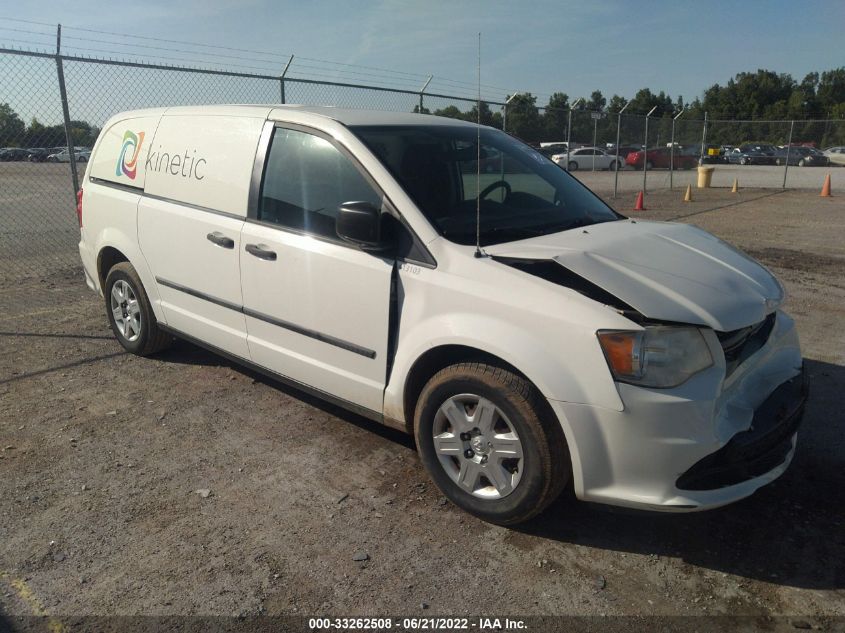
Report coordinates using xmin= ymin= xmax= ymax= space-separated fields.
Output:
xmin=245 ymin=243 xmax=277 ymax=261
xmin=206 ymin=232 xmax=235 ymax=249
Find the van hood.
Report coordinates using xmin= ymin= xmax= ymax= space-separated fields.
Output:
xmin=485 ymin=219 xmax=783 ymax=332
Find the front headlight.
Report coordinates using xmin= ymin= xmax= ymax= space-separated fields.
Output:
xmin=597 ymin=326 xmax=713 ymax=388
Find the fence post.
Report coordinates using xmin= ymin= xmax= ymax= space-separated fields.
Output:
xmin=613 ymin=102 xmax=629 ymax=198
xmin=670 ymin=106 xmax=685 ymax=190
xmin=418 ymin=75 xmax=432 ymax=114
xmin=699 ymin=111 xmax=708 ymax=162
xmin=55 ymin=24 xmax=79 ymax=197
xmin=279 ymin=55 xmax=294 ymax=104
xmin=782 ymin=120 xmax=794 ymax=189
xmin=643 ymin=106 xmax=657 ymax=193
xmin=565 ymin=97 xmax=583 ymax=171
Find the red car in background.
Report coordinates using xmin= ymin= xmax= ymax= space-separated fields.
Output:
xmin=625 ymin=147 xmax=697 ymax=170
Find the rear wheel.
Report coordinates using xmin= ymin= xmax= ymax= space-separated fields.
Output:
xmin=798 ymin=158 xmax=806 ymax=167
xmin=645 ymin=160 xmax=654 ymax=169
xmin=105 ymin=262 xmax=171 ymax=356
xmin=414 ymin=362 xmax=570 ymax=525
xmin=609 ymin=161 xmax=620 ymax=171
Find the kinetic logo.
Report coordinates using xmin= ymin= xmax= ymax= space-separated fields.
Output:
xmin=115 ymin=130 xmax=145 ymax=179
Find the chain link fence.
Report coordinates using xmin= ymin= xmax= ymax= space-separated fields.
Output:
xmin=1 ymin=46 xmax=843 ymax=289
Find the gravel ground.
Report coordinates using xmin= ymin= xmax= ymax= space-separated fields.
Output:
xmin=0 ymin=188 xmax=844 ymax=629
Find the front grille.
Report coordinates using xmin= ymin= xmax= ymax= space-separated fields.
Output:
xmin=716 ymin=312 xmax=776 ymax=376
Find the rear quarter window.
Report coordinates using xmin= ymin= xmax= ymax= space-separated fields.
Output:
xmin=88 ymin=115 xmax=162 ymax=188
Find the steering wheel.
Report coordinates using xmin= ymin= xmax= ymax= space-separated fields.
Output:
xmin=478 ymin=180 xmax=511 ymax=201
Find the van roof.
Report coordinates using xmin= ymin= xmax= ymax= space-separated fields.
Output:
xmin=124 ymin=104 xmax=481 ymax=128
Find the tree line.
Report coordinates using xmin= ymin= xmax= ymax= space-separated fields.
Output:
xmin=0 ymin=103 xmax=100 ymax=149
xmin=418 ymin=67 xmax=845 ymax=148
xmin=2 ymin=66 xmax=843 ymax=150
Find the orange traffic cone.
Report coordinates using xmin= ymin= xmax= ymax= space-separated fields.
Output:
xmin=821 ymin=173 xmax=832 ymax=197
xmin=683 ymin=184 xmax=693 ymax=202
xmin=633 ymin=190 xmax=645 ymax=211
xmin=731 ymin=178 xmax=739 ymax=193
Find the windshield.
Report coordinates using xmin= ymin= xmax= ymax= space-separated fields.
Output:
xmin=351 ymin=124 xmax=621 ymax=246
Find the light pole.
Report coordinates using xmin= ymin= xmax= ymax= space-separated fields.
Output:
xmin=565 ymin=97 xmax=584 ymax=171
xmin=643 ymin=105 xmax=658 ymax=193
xmin=613 ymin=101 xmax=630 ymax=198
xmin=670 ymin=106 xmax=685 ymax=189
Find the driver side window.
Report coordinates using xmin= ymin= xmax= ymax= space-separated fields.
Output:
xmin=259 ymin=127 xmax=382 ymax=239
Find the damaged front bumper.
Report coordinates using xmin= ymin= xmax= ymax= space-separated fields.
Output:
xmin=549 ymin=309 xmax=805 ymax=512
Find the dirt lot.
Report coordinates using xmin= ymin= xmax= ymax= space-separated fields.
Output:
xmin=1 ymin=188 xmax=844 ymax=629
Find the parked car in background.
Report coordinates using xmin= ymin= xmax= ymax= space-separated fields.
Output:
xmin=775 ymin=146 xmax=831 ymax=167
xmin=27 ymin=148 xmax=51 ymax=162
xmin=606 ymin=145 xmax=641 ymax=161
xmin=725 ymin=145 xmax=778 ymax=166
xmin=552 ymin=146 xmax=622 ymax=171
xmin=823 ymin=146 xmax=845 ymax=166
xmin=0 ymin=148 xmax=32 ymax=161
xmin=537 ymin=143 xmax=568 ymax=159
xmin=47 ymin=148 xmax=91 ymax=163
xmin=626 ymin=147 xmax=696 ymax=170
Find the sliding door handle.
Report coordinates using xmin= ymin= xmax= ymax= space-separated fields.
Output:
xmin=206 ymin=232 xmax=234 ymax=249
xmin=245 ymin=243 xmax=277 ymax=261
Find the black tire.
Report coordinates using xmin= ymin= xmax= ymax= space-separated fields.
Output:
xmin=77 ymin=155 xmax=87 ymax=163
xmin=798 ymin=158 xmax=806 ymax=167
xmin=104 ymin=261 xmax=172 ymax=356
xmin=567 ymin=161 xmax=578 ymax=171
xmin=776 ymin=158 xmax=782 ymax=166
xmin=740 ymin=157 xmax=748 ymax=165
xmin=414 ymin=362 xmax=570 ymax=525
xmin=645 ymin=160 xmax=654 ymax=169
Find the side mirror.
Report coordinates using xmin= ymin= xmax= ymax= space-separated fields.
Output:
xmin=336 ymin=201 xmax=389 ymax=250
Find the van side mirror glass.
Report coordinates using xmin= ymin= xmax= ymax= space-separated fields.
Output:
xmin=336 ymin=201 xmax=389 ymax=250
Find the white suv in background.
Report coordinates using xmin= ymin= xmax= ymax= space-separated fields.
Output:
xmin=77 ymin=105 xmax=806 ymax=524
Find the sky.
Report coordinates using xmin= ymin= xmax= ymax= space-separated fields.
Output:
xmin=2 ymin=0 xmax=844 ymax=114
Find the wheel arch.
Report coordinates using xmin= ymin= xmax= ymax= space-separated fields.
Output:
xmin=97 ymin=245 xmax=129 ymax=290
xmin=401 ymin=344 xmax=546 ymax=436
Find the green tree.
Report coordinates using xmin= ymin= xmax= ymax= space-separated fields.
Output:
xmin=0 ymin=103 xmax=25 ymax=147
xmin=504 ymin=93 xmax=542 ymax=143
xmin=541 ymin=92 xmax=569 ymax=140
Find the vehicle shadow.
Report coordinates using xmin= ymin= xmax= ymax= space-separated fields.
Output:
xmin=519 ymin=358 xmax=845 ymax=590
xmin=156 ymin=338 xmax=416 ymax=450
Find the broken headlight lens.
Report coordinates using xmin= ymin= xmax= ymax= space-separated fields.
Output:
xmin=597 ymin=326 xmax=713 ymax=388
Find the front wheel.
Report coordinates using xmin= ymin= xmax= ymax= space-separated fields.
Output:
xmin=609 ymin=161 xmax=620 ymax=171
xmin=645 ymin=160 xmax=654 ymax=169
xmin=740 ymin=157 xmax=748 ymax=165
xmin=567 ymin=161 xmax=578 ymax=171
xmin=105 ymin=262 xmax=172 ymax=356
xmin=798 ymin=158 xmax=806 ymax=167
xmin=414 ymin=362 xmax=570 ymax=525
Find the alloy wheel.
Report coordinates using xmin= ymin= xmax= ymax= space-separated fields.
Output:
xmin=110 ymin=280 xmax=141 ymax=342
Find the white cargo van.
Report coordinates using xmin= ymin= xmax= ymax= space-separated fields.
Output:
xmin=77 ymin=105 xmax=806 ymax=524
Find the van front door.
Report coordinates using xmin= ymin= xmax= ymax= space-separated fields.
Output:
xmin=239 ymin=125 xmax=393 ymax=415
